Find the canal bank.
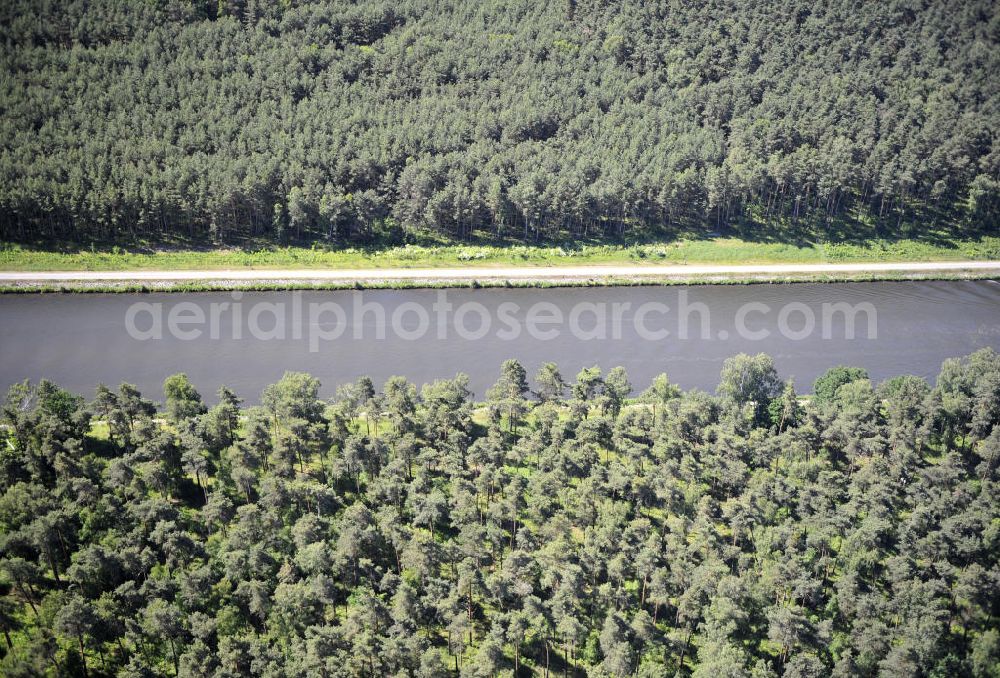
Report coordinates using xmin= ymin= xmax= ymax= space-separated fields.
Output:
xmin=1 ymin=260 xmax=999 ymax=292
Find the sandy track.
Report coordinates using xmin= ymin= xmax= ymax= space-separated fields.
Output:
xmin=1 ymin=260 xmax=1000 ymax=283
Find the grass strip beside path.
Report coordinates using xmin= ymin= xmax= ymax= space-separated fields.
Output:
xmin=2 ymin=237 xmax=999 ymax=272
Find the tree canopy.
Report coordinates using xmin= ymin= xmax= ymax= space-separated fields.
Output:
xmin=0 ymin=0 xmax=997 ymax=246
xmin=1 ymin=350 xmax=999 ymax=675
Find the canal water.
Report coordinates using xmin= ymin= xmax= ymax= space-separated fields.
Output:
xmin=1 ymin=280 xmax=998 ymax=402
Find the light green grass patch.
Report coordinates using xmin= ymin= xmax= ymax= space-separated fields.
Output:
xmin=2 ymin=236 xmax=998 ymax=272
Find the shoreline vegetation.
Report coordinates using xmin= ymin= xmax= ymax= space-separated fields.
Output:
xmin=2 ymin=238 xmax=999 ymax=292
xmin=2 ymin=353 xmax=999 ymax=675
xmin=4 ymin=237 xmax=1000 ymax=271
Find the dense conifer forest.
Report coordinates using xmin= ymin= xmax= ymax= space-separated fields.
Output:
xmin=0 ymin=0 xmax=998 ymax=246
xmin=1 ymin=352 xmax=999 ymax=676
